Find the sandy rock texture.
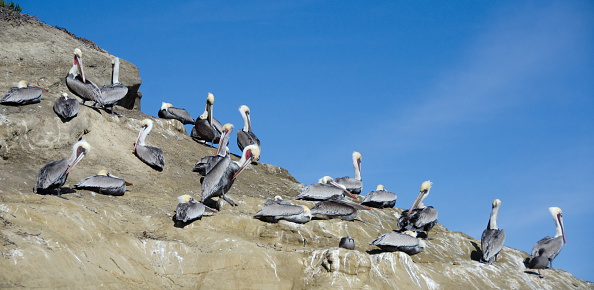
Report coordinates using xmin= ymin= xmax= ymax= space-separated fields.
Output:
xmin=1 ymin=7 xmax=592 ymax=290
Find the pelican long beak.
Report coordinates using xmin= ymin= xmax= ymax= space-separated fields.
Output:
xmin=207 ymin=101 xmax=213 ymax=125
xmin=330 ymin=180 xmax=358 ymax=199
xmin=407 ymin=190 xmax=425 ymax=216
xmin=558 ymin=214 xmax=566 ymax=244
xmin=215 ymin=129 xmax=229 ymax=156
xmin=125 ymin=181 xmax=134 ymax=186
xmin=75 ymin=55 xmax=87 ymax=83
xmin=133 ymin=126 xmax=146 ymax=152
xmin=65 ymin=149 xmax=86 ymax=174
xmin=29 ymin=84 xmax=48 ymax=92
xmin=232 ymin=155 xmax=253 ymax=181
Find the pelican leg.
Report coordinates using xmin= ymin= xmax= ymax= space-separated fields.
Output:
xmin=55 ymin=188 xmax=68 ymax=200
xmin=221 ymin=194 xmax=237 ymax=207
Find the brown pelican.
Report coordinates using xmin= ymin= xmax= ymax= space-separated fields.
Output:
xmin=158 ymin=102 xmax=194 ymax=124
xmin=53 ymin=92 xmax=80 ymax=120
xmin=527 ymin=207 xmax=566 ymax=276
xmin=99 ymin=57 xmax=128 ymax=115
xmin=1 ymin=80 xmax=46 ymax=105
xmin=371 ymin=231 xmax=426 ymax=255
xmin=339 ymin=236 xmax=355 ymax=250
xmin=74 ymin=169 xmax=133 ymax=196
xmin=254 ymin=196 xmax=312 ymax=224
xmin=193 ymin=123 xmax=233 ymax=176
xmin=191 ymin=93 xmax=223 ymax=144
xmin=237 ymin=105 xmax=261 ymax=152
xmin=133 ymin=119 xmax=165 ymax=171
xmin=175 ymin=194 xmax=217 ymax=223
xmin=398 ymin=180 xmax=438 ymax=239
xmin=201 ymin=144 xmax=260 ymax=207
xmin=65 ymin=48 xmax=103 ymax=106
xmin=334 ymin=151 xmax=362 ymax=194
xmin=480 ymin=199 xmax=506 ymax=264
xmin=361 ymin=184 xmax=397 ymax=208
xmin=34 ymin=140 xmax=90 ymax=197
xmin=297 ymin=176 xmax=359 ymax=201
xmin=309 ymin=196 xmax=370 ymax=221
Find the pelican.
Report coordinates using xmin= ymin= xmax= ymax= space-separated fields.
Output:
xmin=175 ymin=194 xmax=217 ymax=223
xmin=309 ymin=196 xmax=370 ymax=221
xmin=158 ymin=102 xmax=194 ymax=124
xmin=1 ymin=80 xmax=46 ymax=105
xmin=65 ymin=48 xmax=103 ymax=106
xmin=527 ymin=207 xmax=566 ymax=275
xmin=361 ymin=184 xmax=397 ymax=208
xmin=34 ymin=140 xmax=90 ymax=196
xmin=480 ymin=199 xmax=506 ymax=264
xmin=99 ymin=57 xmax=128 ymax=115
xmin=74 ymin=169 xmax=133 ymax=196
xmin=334 ymin=151 xmax=362 ymax=194
xmin=193 ymin=123 xmax=233 ymax=176
xmin=201 ymin=144 xmax=260 ymax=207
xmin=339 ymin=236 xmax=355 ymax=250
xmin=133 ymin=119 xmax=165 ymax=171
xmin=53 ymin=92 xmax=80 ymax=120
xmin=237 ymin=105 xmax=261 ymax=152
xmin=254 ymin=196 xmax=311 ymax=224
xmin=398 ymin=180 xmax=438 ymax=238
xmin=371 ymin=231 xmax=426 ymax=255
xmin=297 ymin=176 xmax=359 ymax=201
xmin=191 ymin=93 xmax=223 ymax=144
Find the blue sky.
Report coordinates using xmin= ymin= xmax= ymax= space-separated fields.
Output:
xmin=18 ymin=0 xmax=594 ymax=282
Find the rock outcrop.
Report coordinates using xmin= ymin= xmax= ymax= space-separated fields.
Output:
xmin=1 ymin=8 xmax=592 ymax=289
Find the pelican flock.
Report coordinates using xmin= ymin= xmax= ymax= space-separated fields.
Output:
xmin=7 ymin=45 xmax=574 ymax=282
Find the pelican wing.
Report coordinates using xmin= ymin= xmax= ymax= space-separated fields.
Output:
xmin=35 ymin=159 xmax=68 ymax=192
xmin=99 ymin=83 xmax=128 ymax=105
xmin=237 ymin=130 xmax=260 ymax=152
xmin=310 ymin=201 xmax=356 ymax=216
xmin=66 ymin=74 xmax=102 ymax=104
xmin=255 ymin=204 xmax=304 ymax=217
xmin=413 ymin=206 xmax=438 ymax=228
xmin=530 ymin=235 xmax=563 ymax=261
xmin=136 ymin=145 xmax=165 ymax=170
xmin=166 ymin=107 xmax=194 ymax=124
xmin=480 ymin=228 xmax=506 ymax=263
xmin=201 ymin=157 xmax=233 ymax=201
xmin=53 ymin=98 xmax=80 ymax=119
xmin=75 ymin=175 xmax=124 ymax=189
xmin=371 ymin=232 xmax=419 ymax=247
xmin=334 ymin=177 xmax=362 ymax=193
xmin=363 ymin=190 xmax=397 ymax=203
xmin=1 ymin=87 xmax=42 ymax=104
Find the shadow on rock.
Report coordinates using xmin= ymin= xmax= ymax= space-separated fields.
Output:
xmin=470 ymin=241 xmax=483 ymax=262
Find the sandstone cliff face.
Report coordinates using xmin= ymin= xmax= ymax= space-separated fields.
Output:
xmin=0 ymin=9 xmax=592 ymax=290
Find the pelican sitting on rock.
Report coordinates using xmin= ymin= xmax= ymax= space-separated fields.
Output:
xmin=74 ymin=169 xmax=133 ymax=196
xmin=371 ymin=231 xmax=426 ymax=255
xmin=339 ymin=236 xmax=355 ymax=250
xmin=1 ymin=80 xmax=46 ymax=105
xmin=191 ymin=93 xmax=223 ymax=144
xmin=309 ymin=196 xmax=370 ymax=221
xmin=297 ymin=176 xmax=359 ymax=201
xmin=334 ymin=151 xmax=363 ymax=195
xmin=53 ymin=92 xmax=80 ymax=120
xmin=527 ymin=207 xmax=566 ymax=277
xmin=361 ymin=184 xmax=397 ymax=208
xmin=254 ymin=196 xmax=311 ymax=224
xmin=193 ymin=123 xmax=233 ymax=176
xmin=201 ymin=144 xmax=260 ymax=207
xmin=158 ymin=102 xmax=194 ymax=124
xmin=237 ymin=105 xmax=261 ymax=152
xmin=133 ymin=119 xmax=165 ymax=171
xmin=398 ymin=180 xmax=438 ymax=239
xmin=175 ymin=194 xmax=218 ymax=223
xmin=99 ymin=57 xmax=128 ymax=115
xmin=65 ymin=48 xmax=102 ymax=106
xmin=34 ymin=140 xmax=90 ymax=197
xmin=480 ymin=199 xmax=506 ymax=264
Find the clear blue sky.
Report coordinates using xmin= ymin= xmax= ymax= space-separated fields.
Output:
xmin=18 ymin=0 xmax=594 ymax=282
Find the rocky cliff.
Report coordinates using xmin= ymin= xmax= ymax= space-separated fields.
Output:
xmin=0 ymin=8 xmax=592 ymax=289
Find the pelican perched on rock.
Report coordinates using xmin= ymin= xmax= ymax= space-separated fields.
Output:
xmin=254 ymin=196 xmax=311 ymax=224
xmin=191 ymin=93 xmax=223 ymax=144
xmin=527 ymin=207 xmax=566 ymax=276
xmin=158 ymin=102 xmax=194 ymax=124
xmin=339 ymin=236 xmax=355 ymax=250
xmin=334 ymin=151 xmax=362 ymax=195
xmin=34 ymin=140 xmax=90 ymax=197
xmin=361 ymin=184 xmax=397 ymax=208
xmin=65 ymin=48 xmax=102 ymax=106
xmin=175 ymin=194 xmax=217 ymax=223
xmin=193 ymin=123 xmax=233 ymax=176
xmin=371 ymin=231 xmax=426 ymax=255
xmin=309 ymin=196 xmax=370 ymax=221
xmin=201 ymin=144 xmax=260 ymax=207
xmin=297 ymin=176 xmax=359 ymax=201
xmin=1 ymin=80 xmax=46 ymax=105
xmin=133 ymin=119 xmax=165 ymax=171
xmin=74 ymin=169 xmax=132 ymax=196
xmin=99 ymin=57 xmax=128 ymax=115
xmin=480 ymin=199 xmax=506 ymax=264
xmin=398 ymin=180 xmax=438 ymax=238
xmin=237 ymin=105 xmax=261 ymax=152
xmin=53 ymin=92 xmax=80 ymax=120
